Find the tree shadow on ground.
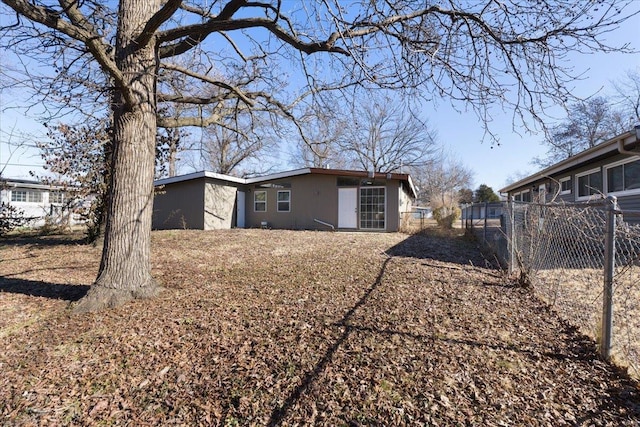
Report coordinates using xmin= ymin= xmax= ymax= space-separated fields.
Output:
xmin=386 ymin=228 xmax=496 ymax=268
xmin=0 ymin=233 xmax=88 ymax=248
xmin=0 ymin=277 xmax=89 ymax=301
xmin=265 ymin=248 xmax=640 ymax=425
xmin=266 ymin=257 xmax=393 ymax=426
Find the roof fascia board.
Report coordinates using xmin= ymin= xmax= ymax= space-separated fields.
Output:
xmin=154 ymin=171 xmax=207 ymax=186
xmin=500 ymin=130 xmax=636 ymax=193
xmin=245 ymin=168 xmax=311 ymax=184
xmin=1 ymin=180 xmax=67 ymax=191
xmin=153 ymin=168 xmax=416 ymax=198
xmin=154 ymin=171 xmax=246 ymax=186
xmin=203 ymin=171 xmax=246 ymax=184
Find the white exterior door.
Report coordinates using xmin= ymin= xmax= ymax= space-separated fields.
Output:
xmin=236 ymin=191 xmax=246 ymax=228
xmin=338 ymin=188 xmax=358 ymax=228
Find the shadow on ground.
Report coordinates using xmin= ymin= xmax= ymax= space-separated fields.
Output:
xmin=0 ymin=233 xmax=88 ymax=248
xmin=0 ymin=277 xmax=89 ymax=301
xmin=265 ymin=230 xmax=640 ymax=425
xmin=386 ymin=229 xmax=494 ymax=267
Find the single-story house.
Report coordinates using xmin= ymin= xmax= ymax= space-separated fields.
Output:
xmin=500 ymin=126 xmax=640 ymax=213
xmin=153 ymin=168 xmax=417 ymax=231
xmin=461 ymin=202 xmax=503 ymax=220
xmin=0 ymin=178 xmax=82 ymax=227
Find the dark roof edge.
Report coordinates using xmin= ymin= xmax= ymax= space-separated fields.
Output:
xmin=499 ymin=129 xmax=639 ymax=193
xmin=154 ymin=167 xmax=417 ymax=198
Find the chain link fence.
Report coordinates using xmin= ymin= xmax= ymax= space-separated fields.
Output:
xmin=462 ymin=199 xmax=640 ymax=378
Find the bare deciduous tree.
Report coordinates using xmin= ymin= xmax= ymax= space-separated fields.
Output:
xmin=291 ymin=97 xmax=348 ymax=169
xmin=413 ymin=151 xmax=474 ymax=208
xmin=612 ymin=68 xmax=640 ymax=125
xmin=156 ymin=126 xmax=187 ymax=178
xmin=534 ymin=96 xmax=629 ymax=167
xmin=197 ymin=112 xmax=276 ymax=176
xmin=1 ymin=0 xmax=637 ymax=311
xmin=340 ymin=95 xmax=437 ymax=173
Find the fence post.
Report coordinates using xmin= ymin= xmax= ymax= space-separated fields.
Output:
xmin=600 ymin=195 xmax=618 ymax=360
xmin=483 ymin=202 xmax=488 ymax=244
xmin=509 ymin=197 xmax=515 ymax=275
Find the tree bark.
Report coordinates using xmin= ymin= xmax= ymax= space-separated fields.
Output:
xmin=74 ymin=0 xmax=161 ymax=312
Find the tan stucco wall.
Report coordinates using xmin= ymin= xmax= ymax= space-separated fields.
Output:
xmin=203 ymin=180 xmax=239 ymax=230
xmin=153 ymin=179 xmax=205 ymax=229
xmin=154 ymin=173 xmax=415 ymax=231
xmin=243 ymin=174 xmax=413 ymax=231
xmin=245 ymin=174 xmax=338 ymax=230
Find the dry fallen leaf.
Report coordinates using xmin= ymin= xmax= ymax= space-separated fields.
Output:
xmin=0 ymin=229 xmax=638 ymax=425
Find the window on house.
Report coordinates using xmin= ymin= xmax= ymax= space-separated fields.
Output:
xmin=577 ymin=169 xmax=603 ymax=198
xmin=27 ymin=191 xmax=43 ymax=203
xmin=277 ymin=190 xmax=290 ymax=212
xmin=11 ymin=190 xmax=27 ymax=202
xmin=11 ymin=190 xmax=43 ymax=202
xmin=513 ymin=190 xmax=531 ymax=202
xmin=559 ymin=177 xmax=572 ymax=194
xmin=50 ymin=191 xmax=64 ymax=204
xmin=337 ymin=177 xmax=360 ymax=186
xmin=254 ymin=191 xmax=266 ymax=212
xmin=606 ymin=159 xmax=640 ymax=194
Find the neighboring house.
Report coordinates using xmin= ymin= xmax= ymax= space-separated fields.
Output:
xmin=500 ymin=126 xmax=640 ymax=215
xmin=461 ymin=203 xmax=503 ymax=220
xmin=412 ymin=206 xmax=432 ymax=219
xmin=153 ymin=168 xmax=417 ymax=231
xmin=0 ymin=178 xmax=82 ymax=227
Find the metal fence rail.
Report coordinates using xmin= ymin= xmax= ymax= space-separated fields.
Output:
xmin=462 ymin=199 xmax=640 ymax=378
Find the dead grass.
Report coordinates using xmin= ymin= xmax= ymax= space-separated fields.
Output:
xmin=535 ymin=266 xmax=640 ymax=379
xmin=1 ymin=228 xmax=639 ymax=425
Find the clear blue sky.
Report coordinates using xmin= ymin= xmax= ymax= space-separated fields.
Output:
xmin=1 ymin=7 xmax=639 ymax=194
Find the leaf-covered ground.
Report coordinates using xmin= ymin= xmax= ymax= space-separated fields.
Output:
xmin=1 ymin=229 xmax=639 ymax=426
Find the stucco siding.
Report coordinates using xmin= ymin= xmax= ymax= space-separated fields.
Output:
xmin=385 ymin=182 xmax=400 ymax=231
xmin=397 ymin=182 xmax=413 ymax=230
xmin=153 ymin=179 xmax=205 ymax=229
xmin=154 ymin=170 xmax=416 ymax=231
xmin=243 ymin=175 xmax=410 ymax=231
xmin=245 ymin=174 xmax=338 ymax=230
xmin=203 ymin=180 xmax=239 ymax=230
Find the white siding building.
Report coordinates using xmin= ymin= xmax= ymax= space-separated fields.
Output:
xmin=0 ymin=178 xmax=84 ymax=227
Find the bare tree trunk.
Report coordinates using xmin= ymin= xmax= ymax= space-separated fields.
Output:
xmin=74 ymin=0 xmax=160 ymax=312
xmin=169 ymin=138 xmax=177 ymax=177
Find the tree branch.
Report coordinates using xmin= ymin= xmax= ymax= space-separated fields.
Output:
xmin=135 ymin=0 xmax=183 ymax=48
xmin=161 ymin=62 xmax=255 ymax=106
xmin=158 ymin=17 xmax=349 ymax=58
xmin=2 ymin=0 xmax=134 ymax=107
xmin=158 ymin=113 xmax=223 ymax=128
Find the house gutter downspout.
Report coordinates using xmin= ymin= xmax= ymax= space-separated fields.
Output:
xmin=617 ymin=139 xmax=640 ymax=158
xmin=617 ymin=125 xmax=640 ymax=158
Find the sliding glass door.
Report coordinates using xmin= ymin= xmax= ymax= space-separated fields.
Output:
xmin=359 ymin=187 xmax=385 ymax=230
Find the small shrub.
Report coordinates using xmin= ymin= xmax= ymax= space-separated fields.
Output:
xmin=432 ymin=206 xmax=461 ymax=229
xmin=0 ymin=202 xmax=27 ymax=236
